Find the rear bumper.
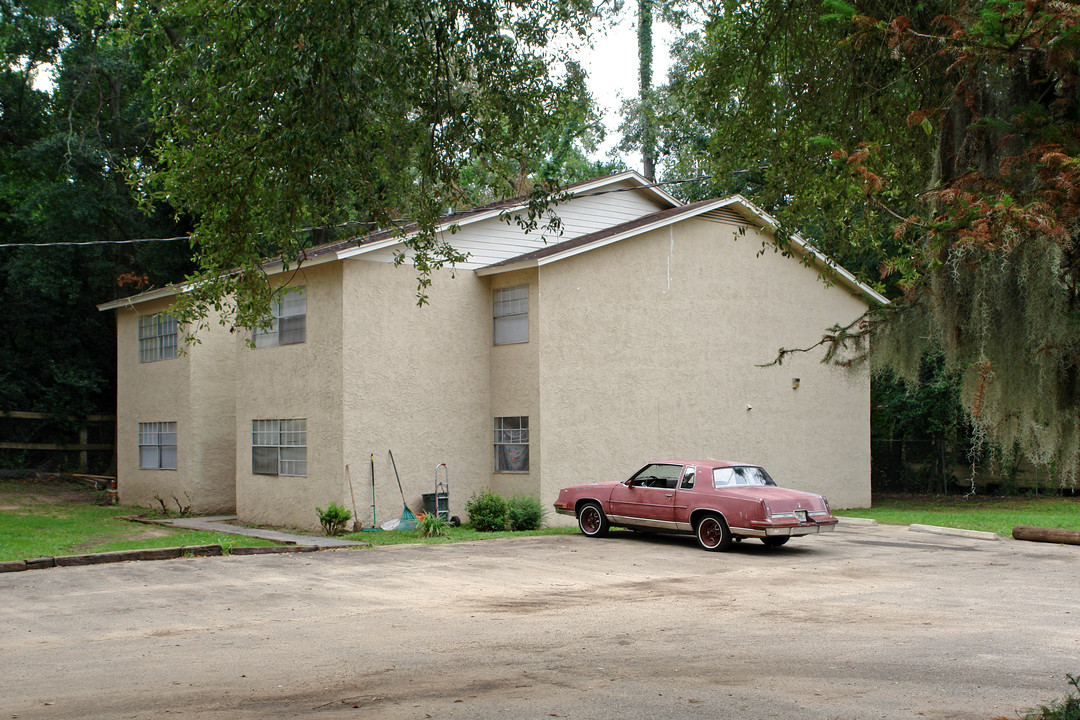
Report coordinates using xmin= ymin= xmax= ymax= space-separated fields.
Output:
xmin=733 ymin=522 xmax=838 ymax=538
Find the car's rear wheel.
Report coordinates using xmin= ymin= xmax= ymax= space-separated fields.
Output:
xmin=761 ymin=536 xmax=789 ymax=548
xmin=577 ymin=502 xmax=609 ymax=537
xmin=695 ymin=514 xmax=732 ymax=551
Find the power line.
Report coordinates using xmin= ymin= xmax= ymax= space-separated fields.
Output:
xmin=0 ymin=174 xmax=721 ymax=249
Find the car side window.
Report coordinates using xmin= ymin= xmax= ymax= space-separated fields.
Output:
xmin=713 ymin=468 xmax=734 ymax=487
xmin=629 ymin=463 xmax=682 ymax=488
xmin=681 ymin=466 xmax=696 ymax=489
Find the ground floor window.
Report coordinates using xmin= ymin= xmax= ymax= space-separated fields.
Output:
xmin=138 ymin=422 xmax=177 ymax=469
xmin=252 ymin=418 xmax=307 ymax=476
xmin=494 ymin=416 xmax=529 ymax=471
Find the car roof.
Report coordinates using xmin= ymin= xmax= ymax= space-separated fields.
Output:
xmin=653 ymin=460 xmax=758 ymax=469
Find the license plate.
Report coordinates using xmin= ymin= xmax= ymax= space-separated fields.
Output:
xmin=794 ymin=510 xmax=808 ymax=522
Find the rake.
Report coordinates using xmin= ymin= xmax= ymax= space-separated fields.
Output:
xmin=381 ymin=449 xmax=418 ymax=531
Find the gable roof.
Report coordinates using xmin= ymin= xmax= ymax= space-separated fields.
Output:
xmin=98 ymin=174 xmax=886 ymax=310
xmin=477 ymin=195 xmax=889 ymax=306
xmin=99 ymin=171 xmax=675 ymax=311
xmin=330 ymin=170 xmax=679 ymax=262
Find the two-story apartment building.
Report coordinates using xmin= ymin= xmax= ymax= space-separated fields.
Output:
xmin=100 ymin=172 xmax=884 ymax=530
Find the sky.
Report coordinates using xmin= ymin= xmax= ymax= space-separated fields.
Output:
xmin=574 ymin=12 xmax=679 ymax=164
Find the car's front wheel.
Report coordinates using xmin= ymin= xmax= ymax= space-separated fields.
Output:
xmin=577 ymin=502 xmax=609 ymax=537
xmin=695 ymin=513 xmax=732 ymax=551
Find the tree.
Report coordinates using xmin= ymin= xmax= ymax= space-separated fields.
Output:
xmin=111 ymin=0 xmax=605 ymax=336
xmin=659 ymin=0 xmax=1080 ymax=486
xmin=0 ymin=0 xmax=191 ymax=424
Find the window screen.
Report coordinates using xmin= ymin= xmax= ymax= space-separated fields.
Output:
xmin=493 ymin=286 xmax=528 ymax=345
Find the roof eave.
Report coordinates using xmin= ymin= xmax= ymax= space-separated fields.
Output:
xmin=97 ymin=286 xmax=182 ymax=312
xmin=722 ymin=197 xmax=889 ymax=306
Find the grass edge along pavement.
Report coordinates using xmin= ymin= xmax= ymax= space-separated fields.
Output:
xmin=833 ymin=493 xmax=1080 ymax=538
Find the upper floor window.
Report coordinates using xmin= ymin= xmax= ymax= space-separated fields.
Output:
xmin=254 ymin=288 xmax=306 ymax=348
xmin=493 ymin=285 xmax=528 ymax=345
xmin=138 ymin=313 xmax=178 ymax=363
xmin=138 ymin=422 xmax=177 ymax=469
xmin=252 ymin=418 xmax=307 ymax=476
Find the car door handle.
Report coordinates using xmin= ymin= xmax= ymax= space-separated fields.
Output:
xmin=665 ymin=493 xmax=673 ymax=497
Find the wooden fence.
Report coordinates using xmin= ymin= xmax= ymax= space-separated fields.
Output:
xmin=0 ymin=411 xmax=115 ymax=473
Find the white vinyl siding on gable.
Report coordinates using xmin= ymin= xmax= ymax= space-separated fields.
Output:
xmin=493 ymin=286 xmax=528 ymax=344
xmin=138 ymin=422 xmax=177 ymax=469
xmin=359 ymin=182 xmax=670 ymax=268
xmin=252 ymin=419 xmax=307 ymax=476
xmin=138 ymin=313 xmax=178 ymax=362
xmin=254 ymin=288 xmax=306 ymax=348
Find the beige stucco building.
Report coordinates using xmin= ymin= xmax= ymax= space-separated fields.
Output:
xmin=100 ymin=172 xmax=884 ymax=530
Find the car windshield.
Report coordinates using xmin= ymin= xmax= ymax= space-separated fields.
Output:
xmin=712 ymin=466 xmax=776 ymax=488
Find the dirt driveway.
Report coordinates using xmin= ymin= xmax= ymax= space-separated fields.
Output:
xmin=2 ymin=522 xmax=1078 ymax=720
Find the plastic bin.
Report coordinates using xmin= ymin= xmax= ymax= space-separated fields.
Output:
xmin=422 ymin=492 xmax=449 ymax=515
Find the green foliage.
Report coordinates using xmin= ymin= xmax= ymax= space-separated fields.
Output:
xmin=416 ymin=511 xmax=449 ymax=538
xmin=506 ymin=494 xmax=545 ymax=531
xmin=649 ymin=0 xmax=1080 ymax=488
xmin=465 ymin=489 xmax=510 ymax=532
xmin=109 ymin=0 xmax=605 ymax=332
xmin=315 ymin=501 xmax=352 ymax=537
xmin=1024 ymin=675 xmax=1080 ymax=720
xmin=0 ymin=0 xmax=192 ymax=424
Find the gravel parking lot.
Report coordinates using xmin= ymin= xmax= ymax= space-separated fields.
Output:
xmin=2 ymin=522 xmax=1078 ymax=720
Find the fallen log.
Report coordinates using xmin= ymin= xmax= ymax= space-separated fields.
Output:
xmin=1012 ymin=525 xmax=1080 ymax=546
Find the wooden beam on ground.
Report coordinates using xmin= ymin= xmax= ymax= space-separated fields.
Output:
xmin=1012 ymin=525 xmax=1080 ymax=546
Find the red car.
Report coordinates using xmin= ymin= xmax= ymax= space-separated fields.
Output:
xmin=553 ymin=460 xmax=838 ymax=551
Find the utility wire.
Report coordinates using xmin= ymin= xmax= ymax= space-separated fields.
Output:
xmin=0 ymin=174 xmax=721 ymax=249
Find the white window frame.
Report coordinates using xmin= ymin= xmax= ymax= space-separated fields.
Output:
xmin=138 ymin=422 xmax=177 ymax=470
xmin=252 ymin=418 xmax=307 ymax=476
xmin=254 ymin=288 xmax=306 ymax=348
xmin=493 ymin=285 xmax=528 ymax=345
xmin=494 ymin=416 xmax=529 ymax=472
xmin=138 ymin=313 xmax=178 ymax=363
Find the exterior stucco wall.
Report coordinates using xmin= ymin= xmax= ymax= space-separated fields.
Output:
xmin=234 ymin=263 xmax=344 ymax=529
xmin=340 ymin=261 xmax=491 ymax=527
xmin=489 ymin=270 xmax=541 ymax=499
xmin=114 ymin=297 xmax=236 ymax=513
xmin=536 ymin=217 xmax=872 ymax=515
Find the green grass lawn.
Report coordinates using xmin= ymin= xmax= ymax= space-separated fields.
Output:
xmin=0 ymin=478 xmax=278 ymax=562
xmin=834 ymin=493 xmax=1080 ymax=537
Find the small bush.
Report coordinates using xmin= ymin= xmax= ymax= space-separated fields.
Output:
xmin=316 ymin=501 xmax=352 ymax=536
xmin=1025 ymin=675 xmax=1080 ymax=720
xmin=507 ymin=494 xmax=545 ymax=531
xmin=416 ymin=512 xmax=449 ymax=538
xmin=465 ymin=489 xmax=509 ymax=532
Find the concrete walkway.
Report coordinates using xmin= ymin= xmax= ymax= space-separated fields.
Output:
xmin=154 ymin=515 xmax=365 ymax=547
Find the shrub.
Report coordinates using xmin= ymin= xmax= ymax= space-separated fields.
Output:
xmin=507 ymin=494 xmax=545 ymax=531
xmin=465 ymin=489 xmax=509 ymax=531
xmin=1025 ymin=674 xmax=1080 ymax=720
xmin=316 ymin=501 xmax=352 ymax=536
xmin=416 ymin=512 xmax=449 ymax=538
